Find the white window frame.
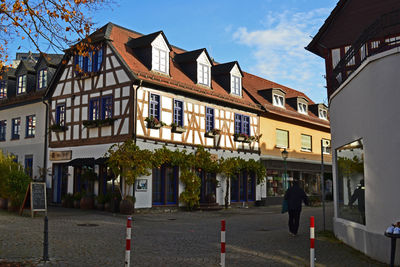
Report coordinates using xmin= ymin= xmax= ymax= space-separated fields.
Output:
xmin=301 ymin=134 xmax=312 ymax=152
xmin=273 ymin=94 xmax=284 ymax=108
xmin=17 ymin=74 xmax=27 ymax=94
xmin=344 ymin=46 xmax=355 ymax=66
xmin=152 ymin=47 xmax=168 ymax=74
xmin=276 ymin=129 xmax=289 ymax=149
xmin=319 ymin=108 xmax=328 ymax=120
xmin=198 ymin=63 xmax=210 ymax=86
xmin=231 ymin=75 xmax=241 ymax=96
xmin=331 ymin=48 xmax=341 ymax=69
xmin=298 ymin=102 xmax=308 ymax=114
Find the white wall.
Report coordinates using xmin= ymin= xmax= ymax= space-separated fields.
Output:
xmin=0 ymin=101 xmax=46 ymax=179
xmin=330 ymin=48 xmax=400 ymax=264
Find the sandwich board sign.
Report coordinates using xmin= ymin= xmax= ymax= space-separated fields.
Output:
xmin=20 ymin=182 xmax=47 ymax=218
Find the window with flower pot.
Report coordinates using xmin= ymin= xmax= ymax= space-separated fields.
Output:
xmin=205 ymin=107 xmax=214 ymax=132
xmin=89 ymin=96 xmax=113 ymax=121
xmin=234 ymin=114 xmax=250 ymax=141
xmin=149 ymin=93 xmax=160 ymax=120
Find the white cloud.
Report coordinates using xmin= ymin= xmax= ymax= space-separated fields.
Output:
xmin=233 ymin=8 xmax=331 ymax=102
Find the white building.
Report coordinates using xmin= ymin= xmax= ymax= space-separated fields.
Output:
xmin=0 ymin=54 xmax=62 ymax=180
xmin=307 ymin=0 xmax=400 ymax=264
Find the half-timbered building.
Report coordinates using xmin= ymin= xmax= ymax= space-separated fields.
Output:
xmin=47 ymin=23 xmax=263 ymax=208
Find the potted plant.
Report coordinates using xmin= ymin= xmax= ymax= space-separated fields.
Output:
xmin=49 ymin=124 xmax=68 ymax=132
xmin=205 ymin=128 xmax=221 ymax=138
xmin=73 ymin=192 xmax=82 ymax=208
xmin=171 ymin=122 xmax=186 ymax=133
xmin=233 ymin=133 xmax=249 ymax=142
xmin=61 ymin=193 xmax=74 ymax=208
xmin=96 ymin=195 xmax=106 ymax=211
xmin=145 ymin=116 xmax=165 ymax=129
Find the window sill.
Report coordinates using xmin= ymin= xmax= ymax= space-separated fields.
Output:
xmin=275 ymin=145 xmax=288 ymax=149
xmin=83 ymin=118 xmax=115 ymax=128
xmin=11 ymin=137 xmax=20 ymax=141
xmin=171 ymin=126 xmax=186 ymax=134
xmin=25 ymin=136 xmax=35 ymax=139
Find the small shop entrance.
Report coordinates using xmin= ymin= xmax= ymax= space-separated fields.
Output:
xmin=230 ymin=171 xmax=255 ymax=202
xmin=52 ymin=163 xmax=68 ymax=203
xmin=152 ymin=165 xmax=178 ymax=206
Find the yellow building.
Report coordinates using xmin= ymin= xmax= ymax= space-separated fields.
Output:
xmin=244 ymin=73 xmax=331 ymax=204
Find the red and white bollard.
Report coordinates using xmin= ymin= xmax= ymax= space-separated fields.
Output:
xmin=310 ymin=216 xmax=315 ymax=267
xmin=125 ymin=216 xmax=132 ymax=267
xmin=221 ymin=220 xmax=226 ymax=267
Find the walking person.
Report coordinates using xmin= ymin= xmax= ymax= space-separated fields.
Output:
xmin=284 ymin=179 xmax=309 ymax=236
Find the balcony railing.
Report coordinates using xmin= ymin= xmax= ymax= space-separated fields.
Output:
xmin=329 ymin=8 xmax=400 ymax=97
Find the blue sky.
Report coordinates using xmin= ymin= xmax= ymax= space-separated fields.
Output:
xmin=10 ymin=0 xmax=338 ymax=104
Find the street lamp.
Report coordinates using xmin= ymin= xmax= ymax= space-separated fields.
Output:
xmin=281 ymin=148 xmax=289 ymax=190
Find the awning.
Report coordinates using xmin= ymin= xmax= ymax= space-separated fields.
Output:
xmin=67 ymin=158 xmax=95 ymax=167
xmin=95 ymin=157 xmax=109 ymax=165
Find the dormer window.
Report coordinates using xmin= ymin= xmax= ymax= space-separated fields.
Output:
xmin=198 ymin=63 xmax=210 ymax=86
xmin=298 ymin=102 xmax=308 ymax=114
xmin=231 ymin=75 xmax=241 ymax=95
xmin=38 ymin=69 xmax=47 ymax=90
xmin=0 ymin=81 xmax=6 ymax=99
xmin=17 ymin=74 xmax=27 ymax=94
xmin=74 ymin=48 xmax=103 ymax=75
xmin=152 ymin=47 xmax=168 ymax=73
xmin=319 ymin=109 xmax=328 ymax=120
xmin=273 ymin=94 xmax=284 ymax=107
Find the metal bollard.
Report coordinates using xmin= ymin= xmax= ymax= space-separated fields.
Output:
xmin=125 ymin=216 xmax=132 ymax=267
xmin=221 ymin=220 xmax=226 ymax=267
xmin=43 ymin=216 xmax=49 ymax=262
xmin=310 ymin=216 xmax=315 ymax=267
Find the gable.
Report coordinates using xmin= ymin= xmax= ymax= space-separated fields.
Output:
xmin=196 ymin=51 xmax=211 ymax=67
xmin=151 ymin=34 xmax=170 ymax=52
xmin=230 ymin=64 xmax=242 ymax=77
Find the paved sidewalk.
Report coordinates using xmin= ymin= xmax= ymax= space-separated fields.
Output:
xmin=0 ymin=203 xmax=385 ymax=266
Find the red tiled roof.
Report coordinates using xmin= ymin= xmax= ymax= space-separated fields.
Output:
xmin=243 ymin=72 xmax=330 ymax=127
xmin=107 ymin=23 xmax=329 ymax=127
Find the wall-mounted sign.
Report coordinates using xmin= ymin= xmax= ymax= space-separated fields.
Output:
xmin=49 ymin=150 xmax=72 ymax=161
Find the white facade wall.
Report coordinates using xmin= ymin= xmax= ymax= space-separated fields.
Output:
xmin=330 ymin=48 xmax=400 ymax=264
xmin=0 ymin=101 xmax=46 ymax=179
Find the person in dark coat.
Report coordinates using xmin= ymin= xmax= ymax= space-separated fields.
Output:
xmin=284 ymin=179 xmax=309 ymax=236
xmin=349 ymin=179 xmax=365 ymax=224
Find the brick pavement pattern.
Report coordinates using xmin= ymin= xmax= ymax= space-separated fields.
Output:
xmin=0 ymin=204 xmax=385 ymax=266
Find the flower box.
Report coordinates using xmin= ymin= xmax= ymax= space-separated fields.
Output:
xmin=49 ymin=124 xmax=68 ymax=132
xmin=171 ymin=126 xmax=186 ymax=134
xmin=234 ymin=135 xmax=246 ymax=142
xmin=147 ymin=122 xmax=163 ymax=129
xmin=205 ymin=129 xmax=221 ymax=138
xmin=83 ymin=118 xmax=115 ymax=128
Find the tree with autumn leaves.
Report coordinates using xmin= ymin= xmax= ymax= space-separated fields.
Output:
xmin=0 ymin=0 xmax=110 ymax=69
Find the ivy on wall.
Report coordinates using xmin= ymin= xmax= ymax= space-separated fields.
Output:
xmin=106 ymin=140 xmax=266 ymax=209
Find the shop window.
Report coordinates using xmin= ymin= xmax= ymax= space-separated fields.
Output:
xmin=276 ymin=129 xmax=289 ymax=148
xmin=336 ymin=139 xmax=365 ymax=225
xmin=196 ymin=170 xmax=217 ymax=204
xmin=230 ymin=171 xmax=255 ymax=202
xmin=152 ymin=165 xmax=178 ymax=205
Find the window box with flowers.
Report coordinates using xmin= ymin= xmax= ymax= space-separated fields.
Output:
xmin=233 ymin=133 xmax=252 ymax=143
xmin=171 ymin=122 xmax=186 ymax=133
xmin=49 ymin=124 xmax=68 ymax=132
xmin=205 ymin=128 xmax=221 ymax=138
xmin=83 ymin=118 xmax=116 ymax=128
xmin=145 ymin=116 xmax=166 ymax=129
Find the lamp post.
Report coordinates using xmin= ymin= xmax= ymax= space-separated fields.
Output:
xmin=281 ymin=148 xmax=289 ymax=190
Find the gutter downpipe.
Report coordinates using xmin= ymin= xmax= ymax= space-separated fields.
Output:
xmin=42 ymin=97 xmax=49 ymax=184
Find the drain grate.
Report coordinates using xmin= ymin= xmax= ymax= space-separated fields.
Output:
xmin=77 ymin=223 xmax=99 ymax=227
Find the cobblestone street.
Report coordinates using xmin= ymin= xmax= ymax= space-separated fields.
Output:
xmin=0 ymin=204 xmax=385 ymax=266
